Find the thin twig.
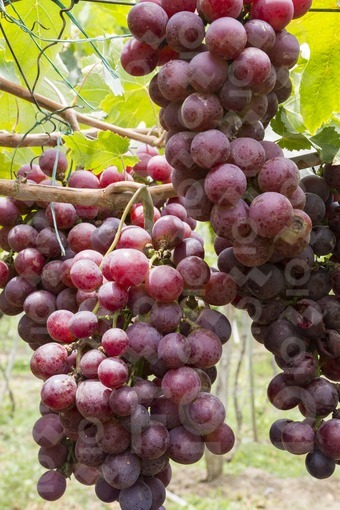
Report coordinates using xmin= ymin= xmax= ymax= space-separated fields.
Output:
xmin=0 ymin=127 xmax=162 ymax=148
xmin=0 ymin=76 xmax=162 ymax=146
xmin=44 ymin=78 xmax=81 ymax=132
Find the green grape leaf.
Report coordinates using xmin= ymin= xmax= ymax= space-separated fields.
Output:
xmin=308 ymin=126 xmax=340 ymax=164
xmin=3 ymin=0 xmax=70 ymax=84
xmin=310 ymin=0 xmax=339 ymax=8
xmin=63 ymin=131 xmax=138 ymax=173
xmin=0 ymin=147 xmax=41 ymax=179
xmin=100 ymin=73 xmax=159 ymax=129
xmin=271 ymin=109 xmax=312 ymax=151
xmin=290 ymin=13 xmax=340 ymax=134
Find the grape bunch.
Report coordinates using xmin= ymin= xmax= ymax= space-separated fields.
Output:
xmin=121 ymin=0 xmax=313 ymax=261
xmin=122 ymin=0 xmax=309 ymax=139
xmin=215 ymin=165 xmax=340 ymax=480
xmin=119 ymin=0 xmax=340 ymax=486
xmin=0 ymin=147 xmax=236 ymax=509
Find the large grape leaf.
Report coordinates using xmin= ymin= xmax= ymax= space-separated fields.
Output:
xmin=100 ymin=38 xmax=159 ymax=128
xmin=3 ymin=0 xmax=70 ymax=85
xmin=72 ymin=3 xmax=129 ymax=39
xmin=63 ymin=131 xmax=138 ymax=173
xmin=310 ymin=0 xmax=339 ymax=8
xmin=100 ymin=76 xmax=159 ymax=129
xmin=290 ymin=12 xmax=340 ymax=134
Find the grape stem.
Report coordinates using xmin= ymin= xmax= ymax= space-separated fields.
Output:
xmin=0 ymin=152 xmax=321 ymax=209
xmin=0 ymin=179 xmax=176 ymax=211
xmin=0 ymin=128 xmax=162 ymax=148
xmin=92 ymin=185 xmax=153 ymax=315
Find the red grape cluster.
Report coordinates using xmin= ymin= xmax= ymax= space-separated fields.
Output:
xmin=122 ymin=0 xmax=309 ymax=138
xmin=215 ymin=166 xmax=340 ymax=480
xmin=0 ymin=148 xmax=236 ymax=508
xmin=121 ymin=0 xmax=313 ymax=264
xmin=120 ymin=0 xmax=340 ymax=486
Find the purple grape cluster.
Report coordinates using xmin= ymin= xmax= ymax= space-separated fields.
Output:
xmin=0 ymin=148 xmax=236 ymax=508
xmin=120 ymin=0 xmax=340 ymax=486
xmin=122 ymin=0 xmax=313 ymax=268
xmin=224 ymin=166 xmax=340 ymax=480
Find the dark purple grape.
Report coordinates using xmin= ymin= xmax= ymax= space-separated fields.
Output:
xmin=95 ymin=476 xmax=120 ymax=503
xmin=301 ymin=378 xmax=339 ymax=417
xmin=267 ymin=373 xmax=301 ymax=410
xmin=305 ymin=450 xmax=336 ymax=479
xmin=119 ymin=480 xmax=152 ymax=510
xmin=102 ymin=451 xmax=141 ymax=489
xmin=167 ymin=426 xmax=205 ymax=464
xmin=150 ymin=301 xmax=182 ymax=334
xmin=281 ymin=421 xmax=315 ymax=455
xmin=316 ymin=419 xmax=340 ymax=460
xmin=269 ymin=418 xmax=293 ymax=450
xmin=37 ymin=470 xmax=67 ymax=501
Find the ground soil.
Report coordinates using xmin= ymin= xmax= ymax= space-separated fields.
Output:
xmin=170 ymin=465 xmax=340 ymax=509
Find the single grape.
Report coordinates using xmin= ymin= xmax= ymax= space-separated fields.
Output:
xmin=23 ymin=290 xmax=57 ymax=325
xmin=206 ymin=17 xmax=247 ymax=60
xmin=204 ymin=163 xmax=247 ymax=207
xmin=76 ymin=380 xmax=112 ymax=421
xmin=182 ymin=392 xmax=226 ymax=435
xmin=198 ymin=0 xmax=243 ymax=21
xmin=96 ymin=420 xmax=131 ymax=455
xmin=305 ymin=450 xmax=336 ymax=479
xmin=229 ymin=137 xmax=266 ymax=177
xmin=316 ymin=419 xmax=340 ymax=460
xmin=268 ymin=30 xmax=300 ymax=68
xmin=39 ymin=149 xmax=68 ymax=178
xmin=249 ymin=192 xmax=294 ymax=238
xmin=126 ymin=322 xmax=162 ymax=363
xmin=181 ymin=92 xmax=223 ymax=131
xmin=230 ymin=47 xmax=272 ymax=87
xmin=120 ymin=38 xmax=159 ymax=76
xmin=160 ymin=0 xmax=197 ymax=17
xmin=97 ymin=281 xmax=128 ymax=312
xmin=30 ymin=343 xmax=68 ymax=380
xmin=162 ymin=366 xmax=201 ymax=405
xmin=203 ymin=422 xmax=235 ymax=455
xmin=95 ymin=476 xmax=120 ymax=503
xmin=108 ymin=249 xmax=149 ymax=287
xmin=190 ymin=129 xmax=230 ymax=169
xmin=251 ymin=0 xmax=294 ymax=31
xmin=38 ymin=443 xmax=68 ymax=469
xmin=188 ymin=52 xmax=228 ymax=93
xmin=269 ymin=418 xmax=293 ymax=450
xmin=47 ymin=310 xmax=76 ymax=343
xmin=127 ymin=2 xmax=168 ymax=49
xmin=98 ymin=357 xmax=129 ymax=389
xmin=119 ymin=480 xmax=152 ymax=510
xmin=157 ymin=60 xmax=193 ymax=101
xmin=145 ymin=265 xmax=184 ymax=303
xmin=167 ymin=426 xmax=205 ymax=464
xmin=281 ymin=421 xmax=315 ymax=455
xmin=33 ymin=414 xmax=65 ymax=448
xmin=244 ymin=19 xmax=276 ymax=51
xmin=37 ymin=470 xmax=67 ymax=501
xmin=150 ymin=301 xmax=182 ymax=334
xmin=166 ymin=11 xmax=205 ymax=52
xmin=102 ymin=451 xmax=141 ymax=489
xmin=45 ymin=202 xmax=77 ymax=230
